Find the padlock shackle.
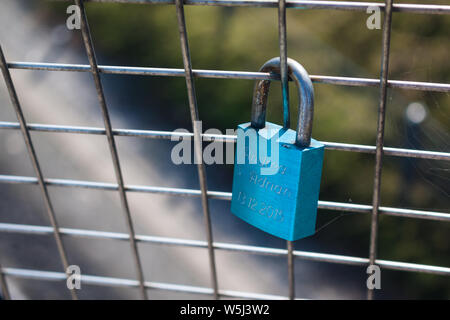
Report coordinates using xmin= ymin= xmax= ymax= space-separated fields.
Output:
xmin=251 ymin=57 xmax=314 ymax=148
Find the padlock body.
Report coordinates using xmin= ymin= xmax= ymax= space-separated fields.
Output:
xmin=231 ymin=122 xmax=324 ymax=241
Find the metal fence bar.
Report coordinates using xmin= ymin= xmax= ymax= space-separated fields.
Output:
xmin=0 ymin=46 xmax=79 ymax=300
xmin=57 ymin=0 xmax=450 ymax=15
xmin=175 ymin=0 xmax=219 ymax=299
xmin=1 ymin=267 xmax=290 ymax=300
xmin=321 ymin=141 xmax=450 ymax=160
xmin=0 ymin=263 xmax=11 ymax=300
xmin=278 ymin=0 xmax=290 ymax=128
xmin=368 ymin=0 xmax=393 ymax=300
xmin=277 ymin=0 xmax=295 ymax=301
xmin=8 ymin=62 xmax=450 ymax=92
xmin=0 ymin=174 xmax=449 ymax=222
xmin=287 ymin=241 xmax=295 ymax=299
xmin=1 ymin=223 xmax=449 ymax=276
xmin=74 ymin=0 xmax=148 ymax=300
xmin=1 ymin=121 xmax=449 ymax=161
xmin=1 ymin=262 xmax=447 ymax=299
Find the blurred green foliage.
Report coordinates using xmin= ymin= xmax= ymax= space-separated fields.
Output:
xmin=45 ymin=0 xmax=448 ymax=298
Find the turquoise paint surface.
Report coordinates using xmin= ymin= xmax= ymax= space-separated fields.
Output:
xmin=231 ymin=122 xmax=324 ymax=241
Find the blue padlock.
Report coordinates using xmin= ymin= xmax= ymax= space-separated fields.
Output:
xmin=231 ymin=57 xmax=324 ymax=241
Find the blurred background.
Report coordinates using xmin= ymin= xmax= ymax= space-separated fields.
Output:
xmin=0 ymin=0 xmax=448 ymax=299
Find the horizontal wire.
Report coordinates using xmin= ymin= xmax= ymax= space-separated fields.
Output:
xmin=7 ymin=62 xmax=450 ymax=92
xmin=0 ymin=267 xmax=288 ymax=299
xmin=0 ymin=174 xmax=449 ymax=221
xmin=55 ymin=0 xmax=450 ymax=15
xmin=1 ymin=223 xmax=449 ymax=276
xmin=1 ymin=121 xmax=449 ymax=161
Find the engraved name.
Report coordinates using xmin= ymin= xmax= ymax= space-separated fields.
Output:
xmin=248 ymin=171 xmax=293 ymax=199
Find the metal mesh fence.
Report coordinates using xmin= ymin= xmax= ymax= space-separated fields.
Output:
xmin=0 ymin=0 xmax=449 ymax=300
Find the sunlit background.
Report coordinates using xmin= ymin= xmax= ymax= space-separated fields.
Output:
xmin=0 ymin=0 xmax=448 ymax=299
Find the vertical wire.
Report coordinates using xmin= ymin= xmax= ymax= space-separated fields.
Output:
xmin=278 ymin=0 xmax=290 ymax=129
xmin=175 ymin=0 xmax=219 ymax=299
xmin=287 ymin=241 xmax=295 ymax=300
xmin=279 ymin=0 xmax=295 ymax=300
xmin=74 ymin=0 xmax=148 ymax=300
xmin=368 ymin=0 xmax=394 ymax=300
xmin=0 ymin=264 xmax=11 ymax=300
xmin=0 ymin=45 xmax=78 ymax=300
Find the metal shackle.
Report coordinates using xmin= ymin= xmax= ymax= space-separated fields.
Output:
xmin=251 ymin=57 xmax=315 ymax=148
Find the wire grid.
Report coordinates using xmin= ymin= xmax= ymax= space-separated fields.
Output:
xmin=0 ymin=0 xmax=449 ymax=300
